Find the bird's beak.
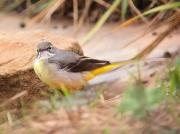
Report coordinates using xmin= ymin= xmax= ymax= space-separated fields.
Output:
xmin=36 ymin=51 xmax=41 ymax=59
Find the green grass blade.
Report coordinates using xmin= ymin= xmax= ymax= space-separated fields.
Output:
xmin=143 ymin=2 xmax=180 ymax=16
xmin=119 ymin=2 xmax=180 ymax=27
xmin=80 ymin=0 xmax=122 ymax=44
xmin=121 ymin=0 xmax=128 ymax=21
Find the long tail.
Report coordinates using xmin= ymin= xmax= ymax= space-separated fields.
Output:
xmin=85 ymin=59 xmax=134 ymax=80
xmin=86 ymin=56 xmax=169 ymax=80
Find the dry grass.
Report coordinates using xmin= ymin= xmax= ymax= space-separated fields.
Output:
xmin=0 ymin=0 xmax=179 ymax=23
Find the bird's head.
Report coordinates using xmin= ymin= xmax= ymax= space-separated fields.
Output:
xmin=36 ymin=41 xmax=56 ymax=60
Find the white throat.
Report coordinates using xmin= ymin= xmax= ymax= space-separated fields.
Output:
xmin=38 ymin=51 xmax=56 ymax=59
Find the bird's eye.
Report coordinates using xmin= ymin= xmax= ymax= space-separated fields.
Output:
xmin=48 ymin=46 xmax=52 ymax=50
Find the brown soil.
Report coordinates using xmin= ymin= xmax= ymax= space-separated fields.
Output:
xmin=0 ymin=69 xmax=47 ymax=108
xmin=0 ymin=29 xmax=84 ymax=109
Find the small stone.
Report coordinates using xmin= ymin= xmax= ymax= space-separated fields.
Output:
xmin=19 ymin=22 xmax=26 ymax=28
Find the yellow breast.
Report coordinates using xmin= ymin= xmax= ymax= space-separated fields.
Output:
xmin=34 ymin=59 xmax=52 ymax=87
xmin=33 ymin=59 xmax=87 ymax=91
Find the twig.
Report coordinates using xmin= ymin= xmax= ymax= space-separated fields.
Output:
xmin=148 ymin=0 xmax=158 ymax=9
xmin=0 ymin=90 xmax=28 ymax=107
xmin=30 ymin=1 xmax=53 ymax=23
xmin=0 ymin=59 xmax=14 ymax=67
xmin=42 ymin=0 xmax=65 ymax=23
xmin=94 ymin=0 xmax=120 ymax=12
xmin=78 ymin=0 xmax=93 ymax=28
xmin=73 ymin=0 xmax=78 ymax=26
xmin=133 ymin=12 xmax=180 ymax=60
xmin=128 ymin=0 xmax=148 ymax=23
xmin=120 ymin=12 xmax=165 ymax=49
xmin=30 ymin=0 xmax=65 ymax=23
xmin=25 ymin=0 xmax=31 ymax=17
xmin=21 ymin=0 xmax=44 ymax=15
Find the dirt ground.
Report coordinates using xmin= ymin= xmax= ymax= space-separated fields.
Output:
xmin=0 ymin=14 xmax=179 ymax=133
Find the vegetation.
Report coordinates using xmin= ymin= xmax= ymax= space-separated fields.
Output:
xmin=0 ymin=0 xmax=179 ymax=43
xmin=0 ymin=0 xmax=179 ymax=133
xmin=0 ymin=58 xmax=180 ymax=133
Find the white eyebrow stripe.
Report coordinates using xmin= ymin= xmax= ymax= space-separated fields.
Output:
xmin=47 ymin=52 xmax=56 ymax=57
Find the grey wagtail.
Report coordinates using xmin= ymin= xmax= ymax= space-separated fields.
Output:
xmin=34 ymin=41 xmax=121 ymax=91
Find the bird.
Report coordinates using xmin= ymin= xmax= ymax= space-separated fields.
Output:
xmin=33 ymin=41 xmax=114 ymax=92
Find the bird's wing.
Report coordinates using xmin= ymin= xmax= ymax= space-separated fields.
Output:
xmin=63 ymin=56 xmax=110 ymax=72
xmin=48 ymin=54 xmax=110 ymax=72
xmin=48 ymin=49 xmax=110 ymax=72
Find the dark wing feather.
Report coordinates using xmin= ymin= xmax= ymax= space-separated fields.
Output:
xmin=63 ymin=57 xmax=110 ymax=72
